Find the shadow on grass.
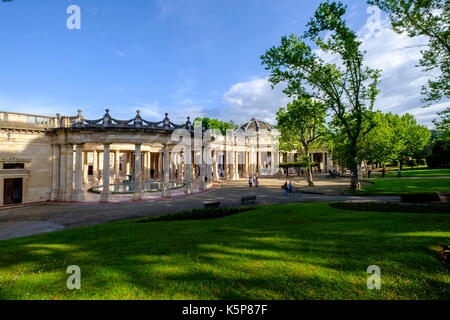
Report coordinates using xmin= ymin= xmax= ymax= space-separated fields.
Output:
xmin=0 ymin=203 xmax=448 ymax=300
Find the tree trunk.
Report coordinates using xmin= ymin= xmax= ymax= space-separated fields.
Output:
xmin=350 ymin=170 xmax=359 ymax=191
xmin=306 ymin=166 xmax=314 ymax=186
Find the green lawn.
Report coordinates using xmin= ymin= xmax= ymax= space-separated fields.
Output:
xmin=359 ymin=178 xmax=450 ymax=195
xmin=0 ymin=202 xmax=448 ymax=300
xmin=379 ymin=168 xmax=450 ymax=178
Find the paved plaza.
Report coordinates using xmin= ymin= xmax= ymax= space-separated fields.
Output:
xmin=0 ymin=175 xmax=399 ymax=241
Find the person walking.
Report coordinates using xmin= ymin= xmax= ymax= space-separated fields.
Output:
xmin=288 ymin=181 xmax=293 ymax=195
xmin=397 ymin=168 xmax=401 ymax=177
xmin=283 ymin=181 xmax=288 ymax=196
xmin=255 ymin=177 xmax=259 ymax=188
xmin=248 ymin=176 xmax=253 ymax=188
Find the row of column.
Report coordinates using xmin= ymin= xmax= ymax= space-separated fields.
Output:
xmin=50 ymin=143 xmax=172 ymax=203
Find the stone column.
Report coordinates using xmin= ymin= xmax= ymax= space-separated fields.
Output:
xmin=64 ymin=144 xmax=74 ymax=202
xmin=114 ymin=150 xmax=120 ymax=183
xmin=184 ymin=144 xmax=192 ymax=194
xmin=72 ymin=144 xmax=85 ymax=201
xmin=158 ymin=151 xmax=162 ymax=176
xmin=93 ymin=150 xmax=99 ymax=183
xmin=125 ymin=151 xmax=131 ymax=176
xmin=147 ymin=151 xmax=153 ymax=180
xmin=50 ymin=144 xmax=60 ymax=201
xmin=57 ymin=145 xmax=66 ymax=201
xmin=162 ymin=145 xmax=171 ymax=197
xmin=232 ymin=150 xmax=237 ymax=180
xmin=100 ymin=144 xmax=111 ymax=202
xmin=212 ymin=151 xmax=218 ymax=182
xmin=133 ymin=144 xmax=142 ymax=201
xmin=83 ymin=149 xmax=88 ymax=185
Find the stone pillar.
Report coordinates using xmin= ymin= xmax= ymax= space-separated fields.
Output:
xmin=100 ymin=144 xmax=111 ymax=202
xmin=162 ymin=145 xmax=171 ymax=197
xmin=147 ymin=151 xmax=153 ymax=180
xmin=184 ymin=145 xmax=192 ymax=194
xmin=93 ymin=150 xmax=99 ymax=183
xmin=232 ymin=151 xmax=237 ymax=180
xmin=50 ymin=144 xmax=60 ymax=201
xmin=57 ymin=145 xmax=66 ymax=201
xmin=133 ymin=144 xmax=142 ymax=201
xmin=212 ymin=151 xmax=218 ymax=182
xmin=159 ymin=151 xmax=163 ymax=176
xmin=72 ymin=144 xmax=85 ymax=201
xmin=125 ymin=151 xmax=131 ymax=176
xmin=114 ymin=150 xmax=120 ymax=183
xmin=64 ymin=144 xmax=74 ymax=202
xmin=83 ymin=149 xmax=88 ymax=185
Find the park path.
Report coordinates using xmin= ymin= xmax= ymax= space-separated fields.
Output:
xmin=0 ymin=176 xmax=399 ymax=241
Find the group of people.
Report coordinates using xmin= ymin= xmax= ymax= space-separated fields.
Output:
xmin=282 ymin=181 xmax=293 ymax=196
xmin=248 ymin=176 xmax=259 ymax=188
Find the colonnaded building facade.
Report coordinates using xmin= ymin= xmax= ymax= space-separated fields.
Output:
xmin=0 ymin=109 xmax=333 ymax=206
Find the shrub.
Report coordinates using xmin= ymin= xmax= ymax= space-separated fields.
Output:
xmin=139 ymin=206 xmax=254 ymax=223
xmin=400 ymin=193 xmax=441 ymax=203
xmin=330 ymin=202 xmax=449 ymax=214
xmin=407 ymin=159 xmax=417 ymax=167
xmin=418 ymin=159 xmax=426 ymax=166
xmin=427 ymin=140 xmax=450 ymax=168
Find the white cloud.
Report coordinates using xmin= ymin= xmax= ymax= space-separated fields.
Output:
xmin=221 ymin=9 xmax=447 ymax=128
xmin=358 ymin=10 xmax=447 ymax=127
xmin=113 ymin=49 xmax=126 ymax=57
xmin=221 ymin=77 xmax=292 ymax=125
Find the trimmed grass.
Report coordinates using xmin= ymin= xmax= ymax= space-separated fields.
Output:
xmin=0 ymin=202 xmax=448 ymax=300
xmin=359 ymin=178 xmax=450 ymax=195
xmin=379 ymin=168 xmax=450 ymax=178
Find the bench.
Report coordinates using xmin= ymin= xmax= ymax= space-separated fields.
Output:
xmin=204 ymin=201 xmax=221 ymax=208
xmin=241 ymin=195 xmax=256 ymax=205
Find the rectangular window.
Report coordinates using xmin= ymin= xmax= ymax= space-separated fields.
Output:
xmin=3 ymin=163 xmax=25 ymax=169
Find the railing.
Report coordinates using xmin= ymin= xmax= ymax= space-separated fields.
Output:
xmin=0 ymin=109 xmax=190 ymax=132
xmin=0 ymin=111 xmax=58 ymax=127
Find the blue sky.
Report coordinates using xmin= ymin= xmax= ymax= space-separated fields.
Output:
xmin=0 ymin=0 xmax=446 ymax=126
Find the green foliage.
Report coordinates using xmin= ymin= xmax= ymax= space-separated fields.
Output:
xmin=368 ymin=0 xmax=450 ymax=103
xmin=359 ymin=112 xmax=431 ymax=166
xmin=279 ymin=161 xmax=311 ymax=169
xmin=433 ymin=107 xmax=450 ymax=150
xmin=193 ymin=117 xmax=238 ymax=135
xmin=261 ymin=1 xmax=380 ymax=190
xmin=276 ymin=98 xmax=327 ymax=155
xmin=331 ymin=201 xmax=448 ymax=213
xmin=139 ymin=207 xmax=254 ymax=222
xmin=400 ymin=192 xmax=442 ymax=203
xmin=276 ymin=98 xmax=328 ymax=184
xmin=427 ymin=139 xmax=450 ymax=168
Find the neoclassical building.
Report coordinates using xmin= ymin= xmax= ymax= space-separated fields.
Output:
xmin=0 ymin=109 xmax=332 ymax=206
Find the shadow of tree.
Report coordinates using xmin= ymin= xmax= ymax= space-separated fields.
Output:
xmin=0 ymin=202 xmax=448 ymax=300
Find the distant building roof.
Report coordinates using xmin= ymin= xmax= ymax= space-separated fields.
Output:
xmin=237 ymin=117 xmax=274 ymax=132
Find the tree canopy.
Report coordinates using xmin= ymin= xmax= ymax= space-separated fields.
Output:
xmin=276 ymin=98 xmax=328 ymax=185
xmin=193 ymin=117 xmax=238 ymax=135
xmin=261 ymin=1 xmax=380 ymax=190
xmin=368 ymin=0 xmax=450 ymax=103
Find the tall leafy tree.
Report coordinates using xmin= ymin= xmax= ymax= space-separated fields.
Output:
xmin=368 ymin=0 xmax=450 ymax=103
xmin=359 ymin=112 xmax=397 ymax=168
xmin=276 ymin=98 xmax=328 ymax=186
xmin=194 ymin=117 xmax=238 ymax=135
xmin=261 ymin=1 xmax=380 ymax=190
xmin=433 ymin=107 xmax=450 ymax=150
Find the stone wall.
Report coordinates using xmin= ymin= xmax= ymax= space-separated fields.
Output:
xmin=0 ymin=129 xmax=53 ymax=205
